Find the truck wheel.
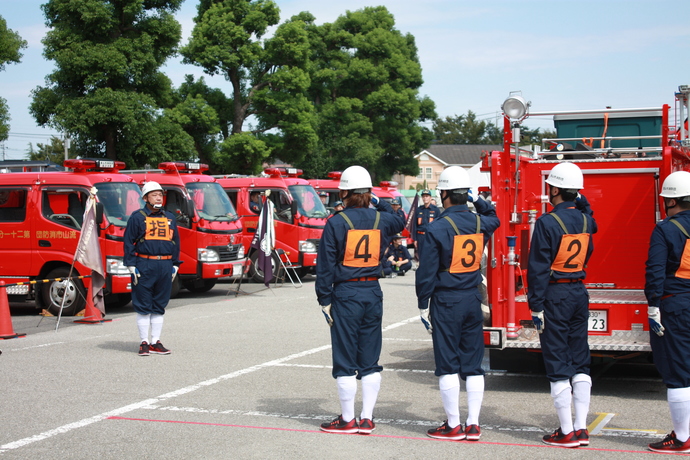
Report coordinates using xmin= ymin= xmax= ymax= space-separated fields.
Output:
xmin=249 ymin=251 xmax=280 ymax=284
xmin=41 ymin=267 xmax=86 ymax=316
xmin=182 ymin=279 xmax=216 ymax=294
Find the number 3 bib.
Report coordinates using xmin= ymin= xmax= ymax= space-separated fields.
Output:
xmin=444 ymin=215 xmax=483 ymax=274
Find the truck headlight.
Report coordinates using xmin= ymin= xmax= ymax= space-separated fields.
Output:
xmin=238 ymin=245 xmax=245 ymax=259
xmin=198 ymin=248 xmax=220 ymax=262
xmin=299 ymin=240 xmax=317 ymax=253
xmin=106 ymin=258 xmax=130 ymax=275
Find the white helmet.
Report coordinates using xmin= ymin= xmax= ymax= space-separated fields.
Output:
xmin=545 ymin=162 xmax=584 ymax=190
xmin=141 ymin=181 xmax=164 ymax=197
xmin=437 ymin=166 xmax=471 ymax=190
xmin=339 ymin=165 xmax=373 ymax=191
xmin=660 ymin=171 xmax=690 ymax=198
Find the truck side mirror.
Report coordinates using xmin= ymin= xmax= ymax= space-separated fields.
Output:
xmin=290 ymin=200 xmax=298 ymax=223
xmin=186 ymin=199 xmax=196 ymax=221
xmin=95 ymin=202 xmax=104 ymax=225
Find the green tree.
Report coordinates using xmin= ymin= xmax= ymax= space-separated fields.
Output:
xmin=180 ymin=0 xmax=317 ymax=175
xmin=432 ymin=111 xmax=503 ymax=144
xmin=29 ymin=0 xmax=192 ymax=167
xmin=26 ymin=136 xmax=77 ymax=163
xmin=0 ymin=16 xmax=28 ymax=142
xmin=299 ymin=7 xmax=435 ymax=181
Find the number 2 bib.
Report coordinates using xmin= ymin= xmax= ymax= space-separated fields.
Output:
xmin=548 ymin=212 xmax=589 ymax=273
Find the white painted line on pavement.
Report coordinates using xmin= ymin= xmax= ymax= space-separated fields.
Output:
xmin=0 ymin=343 xmax=332 ymax=453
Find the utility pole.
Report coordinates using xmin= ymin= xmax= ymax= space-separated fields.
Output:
xmin=64 ymin=136 xmax=70 ymax=162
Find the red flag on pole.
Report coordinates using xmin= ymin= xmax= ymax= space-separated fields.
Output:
xmin=250 ymin=194 xmax=276 ymax=287
xmin=74 ymin=187 xmax=105 ymax=313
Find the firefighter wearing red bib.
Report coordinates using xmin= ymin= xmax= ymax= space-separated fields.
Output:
xmin=315 ymin=165 xmax=405 ymax=435
xmin=124 ymin=181 xmax=181 ymax=356
xmin=415 ymin=166 xmax=500 ymax=441
xmin=645 ymin=171 xmax=690 ymax=453
xmin=527 ymin=162 xmax=597 ymax=448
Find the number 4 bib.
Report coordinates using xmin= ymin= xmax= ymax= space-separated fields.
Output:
xmin=340 ymin=212 xmax=381 ymax=268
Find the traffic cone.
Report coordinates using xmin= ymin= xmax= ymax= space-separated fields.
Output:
xmin=0 ymin=281 xmax=26 ymax=339
xmin=74 ymin=277 xmax=112 ymax=324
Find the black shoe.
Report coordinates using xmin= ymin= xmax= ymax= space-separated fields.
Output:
xmin=358 ymin=418 xmax=375 ymax=434
xmin=542 ymin=427 xmax=579 ymax=448
xmin=320 ymin=415 xmax=358 ymax=434
xmin=649 ymin=431 xmax=690 ymax=453
xmin=427 ymin=421 xmax=465 ymax=440
xmin=149 ymin=340 xmax=171 ymax=355
xmin=138 ymin=341 xmax=149 ymax=356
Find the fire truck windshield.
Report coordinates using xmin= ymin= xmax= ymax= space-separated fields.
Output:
xmin=186 ymin=182 xmax=238 ymax=221
xmin=96 ymin=182 xmax=144 ymax=227
xmin=288 ymin=185 xmax=329 ymax=218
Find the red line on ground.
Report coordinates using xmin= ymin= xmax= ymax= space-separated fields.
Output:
xmin=107 ymin=416 xmax=654 ymax=454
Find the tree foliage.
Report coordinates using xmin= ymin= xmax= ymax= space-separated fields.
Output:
xmin=0 ymin=16 xmax=28 ymax=142
xmin=433 ymin=110 xmax=556 ymax=146
xmin=297 ymin=7 xmax=435 ymax=182
xmin=29 ymin=0 xmax=193 ymax=167
xmin=26 ymin=136 xmax=78 ymax=163
xmin=180 ymin=0 xmax=317 ymax=175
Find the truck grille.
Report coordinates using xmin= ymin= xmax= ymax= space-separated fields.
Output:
xmin=210 ymin=244 xmax=243 ymax=262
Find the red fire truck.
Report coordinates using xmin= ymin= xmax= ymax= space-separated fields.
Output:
xmin=216 ymin=168 xmax=328 ymax=282
xmin=0 ymin=158 xmax=142 ymax=315
xmin=126 ymin=162 xmax=245 ymax=296
xmin=482 ymin=87 xmax=690 ymax=366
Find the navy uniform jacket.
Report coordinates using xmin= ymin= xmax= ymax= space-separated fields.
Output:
xmin=416 ymin=199 xmax=500 ymax=309
xmin=315 ymin=199 xmax=405 ymax=306
xmin=645 ymin=209 xmax=690 ymax=309
xmin=393 ymin=208 xmax=406 ymax=220
xmin=527 ymin=198 xmax=596 ymax=313
xmin=416 ymin=203 xmax=439 ymax=234
xmin=385 ymin=244 xmax=412 ymax=263
xmin=124 ymin=206 xmax=182 ymax=267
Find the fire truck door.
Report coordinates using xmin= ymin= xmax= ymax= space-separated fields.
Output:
xmin=0 ymin=187 xmax=32 ymax=277
xmin=37 ymin=188 xmax=89 ymax=265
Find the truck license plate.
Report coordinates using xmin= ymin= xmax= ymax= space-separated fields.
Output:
xmin=588 ymin=310 xmax=607 ymax=332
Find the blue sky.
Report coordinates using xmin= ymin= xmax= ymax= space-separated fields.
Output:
xmin=1 ymin=0 xmax=688 ymax=160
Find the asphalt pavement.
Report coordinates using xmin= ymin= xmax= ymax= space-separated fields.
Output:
xmin=0 ymin=273 xmax=670 ymax=459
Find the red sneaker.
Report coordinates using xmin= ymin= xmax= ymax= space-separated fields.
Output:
xmin=542 ymin=428 xmax=580 ymax=448
xmin=149 ymin=340 xmax=171 ymax=355
xmin=575 ymin=428 xmax=589 ymax=446
xmin=649 ymin=431 xmax=690 ymax=453
xmin=427 ymin=421 xmax=466 ymax=441
xmin=465 ymin=424 xmax=481 ymax=441
xmin=320 ymin=415 xmax=358 ymax=434
xmin=358 ymin=418 xmax=375 ymax=435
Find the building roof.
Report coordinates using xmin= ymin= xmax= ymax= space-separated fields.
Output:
xmin=418 ymin=144 xmax=502 ymax=166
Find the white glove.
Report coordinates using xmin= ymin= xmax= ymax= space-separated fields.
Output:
xmin=419 ymin=308 xmax=432 ymax=334
xmin=531 ymin=310 xmax=544 ymax=333
xmin=648 ymin=306 xmax=665 ymax=337
xmin=128 ymin=266 xmax=140 ymax=286
xmin=322 ymin=305 xmax=333 ymax=327
xmin=172 ymin=265 xmax=179 ymax=281
xmin=467 ymin=189 xmax=474 ymax=202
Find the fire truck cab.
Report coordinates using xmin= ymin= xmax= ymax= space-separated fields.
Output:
xmin=126 ymin=162 xmax=245 ymax=296
xmin=483 ymin=87 xmax=690 ymax=367
xmin=0 ymin=159 xmax=142 ymax=315
xmin=216 ymin=168 xmax=328 ymax=283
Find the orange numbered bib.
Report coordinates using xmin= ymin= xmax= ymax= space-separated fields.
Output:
xmin=343 ymin=229 xmax=381 ymax=267
xmin=144 ymin=216 xmax=174 ymax=241
xmin=449 ymin=234 xmax=484 ymax=273
xmin=676 ymin=240 xmax=690 ymax=279
xmin=551 ymin=233 xmax=589 ymax=272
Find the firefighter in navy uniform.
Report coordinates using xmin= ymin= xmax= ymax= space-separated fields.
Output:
xmin=415 ymin=166 xmax=500 ymax=441
xmin=527 ymin=162 xmax=597 ymax=448
xmin=645 ymin=171 xmax=690 ymax=454
xmin=415 ymin=189 xmax=439 ymax=261
xmin=124 ymin=181 xmax=181 ymax=356
xmin=391 ymin=198 xmax=406 ymax=220
xmin=316 ymin=165 xmax=405 ymax=435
